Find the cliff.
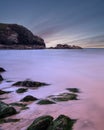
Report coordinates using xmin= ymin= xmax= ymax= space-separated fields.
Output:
xmin=0 ymin=23 xmax=45 ymax=49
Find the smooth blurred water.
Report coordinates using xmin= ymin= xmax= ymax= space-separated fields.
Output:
xmin=0 ymin=49 xmax=104 ymax=130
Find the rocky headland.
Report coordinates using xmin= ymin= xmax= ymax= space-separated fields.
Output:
xmin=0 ymin=23 xmax=45 ymax=49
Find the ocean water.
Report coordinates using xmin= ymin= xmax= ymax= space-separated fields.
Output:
xmin=0 ymin=49 xmax=104 ymax=130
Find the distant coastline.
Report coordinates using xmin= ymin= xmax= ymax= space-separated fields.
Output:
xmin=0 ymin=23 xmax=82 ymax=50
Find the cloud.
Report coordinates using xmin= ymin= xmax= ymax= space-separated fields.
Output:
xmin=64 ymin=35 xmax=104 ymax=48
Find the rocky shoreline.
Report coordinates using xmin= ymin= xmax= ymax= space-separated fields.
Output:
xmin=0 ymin=67 xmax=80 ymax=130
xmin=0 ymin=23 xmax=82 ymax=50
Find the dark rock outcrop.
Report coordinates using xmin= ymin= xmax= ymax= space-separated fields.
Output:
xmin=0 ymin=90 xmax=10 ymax=95
xmin=0 ymin=101 xmax=17 ymax=119
xmin=27 ymin=115 xmax=53 ymax=130
xmin=48 ymin=115 xmax=76 ymax=130
xmin=16 ymin=88 xmax=28 ymax=93
xmin=48 ymin=93 xmax=78 ymax=102
xmin=27 ymin=115 xmax=76 ymax=130
xmin=0 ymin=23 xmax=46 ymax=49
xmin=12 ymin=80 xmax=49 ymax=88
xmin=37 ymin=99 xmax=55 ymax=105
xmin=66 ymin=88 xmax=80 ymax=93
xmin=49 ymin=44 xmax=82 ymax=49
xmin=0 ymin=67 xmax=6 ymax=72
xmin=20 ymin=95 xmax=38 ymax=102
xmin=0 ymin=118 xmax=20 ymax=124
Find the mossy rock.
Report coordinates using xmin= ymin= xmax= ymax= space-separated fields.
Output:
xmin=66 ymin=88 xmax=80 ymax=93
xmin=16 ymin=88 xmax=28 ymax=93
xmin=48 ymin=115 xmax=76 ymax=130
xmin=27 ymin=115 xmax=53 ymax=130
xmin=37 ymin=99 xmax=55 ymax=105
xmin=0 ymin=67 xmax=6 ymax=72
xmin=21 ymin=106 xmax=29 ymax=110
xmin=12 ymin=80 xmax=49 ymax=88
xmin=0 ymin=90 xmax=11 ymax=95
xmin=10 ymin=102 xmax=26 ymax=107
xmin=10 ymin=102 xmax=27 ymax=107
xmin=50 ymin=93 xmax=78 ymax=102
xmin=10 ymin=102 xmax=28 ymax=110
xmin=20 ymin=95 xmax=38 ymax=102
xmin=0 ymin=101 xmax=17 ymax=119
xmin=0 ymin=118 xmax=20 ymax=124
xmin=0 ymin=75 xmax=3 ymax=81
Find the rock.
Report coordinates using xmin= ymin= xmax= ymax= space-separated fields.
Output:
xmin=20 ymin=95 xmax=38 ymax=102
xmin=27 ymin=115 xmax=53 ymax=130
xmin=48 ymin=115 xmax=76 ymax=130
xmin=48 ymin=44 xmax=82 ymax=49
xmin=0 ymin=90 xmax=10 ymax=95
xmin=10 ymin=102 xmax=27 ymax=107
xmin=0 ymin=101 xmax=17 ymax=119
xmin=37 ymin=99 xmax=55 ymax=105
xmin=0 ymin=118 xmax=20 ymax=124
xmin=12 ymin=80 xmax=49 ymax=88
xmin=0 ymin=67 xmax=5 ymax=72
xmin=10 ymin=102 xmax=28 ymax=110
xmin=49 ymin=93 xmax=78 ymax=102
xmin=16 ymin=88 xmax=28 ymax=93
xmin=66 ymin=88 xmax=80 ymax=93
xmin=0 ymin=75 xmax=3 ymax=81
xmin=0 ymin=23 xmax=46 ymax=49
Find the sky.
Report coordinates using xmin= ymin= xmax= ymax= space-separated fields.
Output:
xmin=0 ymin=0 xmax=104 ymax=48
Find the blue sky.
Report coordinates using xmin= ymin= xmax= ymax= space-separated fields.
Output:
xmin=0 ymin=0 xmax=104 ymax=47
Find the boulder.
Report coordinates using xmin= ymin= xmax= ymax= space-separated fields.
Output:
xmin=16 ymin=88 xmax=28 ymax=93
xmin=0 ymin=67 xmax=5 ymax=72
xmin=37 ymin=99 xmax=55 ymax=105
xmin=49 ymin=93 xmax=78 ymax=102
xmin=27 ymin=115 xmax=53 ymax=130
xmin=12 ymin=80 xmax=49 ymax=88
xmin=0 ymin=101 xmax=17 ymax=119
xmin=48 ymin=115 xmax=76 ymax=130
xmin=20 ymin=95 xmax=38 ymax=102
xmin=0 ymin=90 xmax=10 ymax=95
xmin=66 ymin=88 xmax=80 ymax=93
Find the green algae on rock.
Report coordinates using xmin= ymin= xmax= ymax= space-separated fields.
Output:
xmin=37 ymin=99 xmax=56 ymax=105
xmin=27 ymin=115 xmax=53 ymax=130
xmin=0 ymin=90 xmax=11 ymax=95
xmin=0 ymin=118 xmax=20 ymax=124
xmin=66 ymin=88 xmax=80 ymax=93
xmin=49 ymin=93 xmax=78 ymax=102
xmin=12 ymin=80 xmax=49 ymax=88
xmin=0 ymin=101 xmax=17 ymax=119
xmin=27 ymin=115 xmax=76 ymax=130
xmin=48 ymin=115 xmax=76 ymax=130
xmin=16 ymin=88 xmax=28 ymax=93
xmin=10 ymin=102 xmax=28 ymax=110
xmin=20 ymin=95 xmax=38 ymax=102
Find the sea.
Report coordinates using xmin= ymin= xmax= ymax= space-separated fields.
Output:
xmin=0 ymin=49 xmax=104 ymax=130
